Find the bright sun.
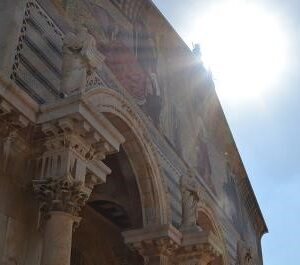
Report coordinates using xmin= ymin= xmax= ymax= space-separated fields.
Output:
xmin=195 ymin=1 xmax=288 ymax=104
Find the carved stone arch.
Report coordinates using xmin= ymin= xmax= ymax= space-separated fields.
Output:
xmin=82 ymin=87 xmax=170 ymax=226
xmin=197 ymin=204 xmax=229 ymax=265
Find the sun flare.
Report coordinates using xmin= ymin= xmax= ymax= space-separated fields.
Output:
xmin=195 ymin=1 xmax=288 ymax=104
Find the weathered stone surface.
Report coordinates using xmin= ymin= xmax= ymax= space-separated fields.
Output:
xmin=0 ymin=1 xmax=266 ymax=265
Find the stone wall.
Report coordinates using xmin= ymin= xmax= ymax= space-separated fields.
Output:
xmin=0 ymin=0 xmax=267 ymax=264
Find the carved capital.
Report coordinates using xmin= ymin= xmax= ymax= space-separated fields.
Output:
xmin=174 ymin=228 xmax=223 ymax=265
xmin=31 ymin=116 xmax=117 ymax=227
xmin=130 ymin=237 xmax=180 ymax=258
xmin=123 ymin=225 xmax=182 ymax=265
xmin=33 ymin=177 xmax=91 ymax=217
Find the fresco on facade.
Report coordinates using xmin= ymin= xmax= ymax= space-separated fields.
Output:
xmin=70 ymin=0 xmax=162 ymax=125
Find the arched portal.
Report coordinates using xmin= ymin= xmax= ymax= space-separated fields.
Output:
xmin=82 ymin=87 xmax=169 ymax=226
xmin=71 ymin=87 xmax=170 ymax=264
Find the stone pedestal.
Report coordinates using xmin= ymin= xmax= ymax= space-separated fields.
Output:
xmin=122 ymin=225 xmax=182 ymax=265
xmin=41 ymin=212 xmax=79 ymax=265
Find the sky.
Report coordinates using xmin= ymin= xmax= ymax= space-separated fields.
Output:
xmin=152 ymin=0 xmax=300 ymax=264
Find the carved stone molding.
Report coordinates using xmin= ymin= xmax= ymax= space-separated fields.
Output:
xmin=31 ymin=112 xmax=123 ymax=224
xmin=123 ymin=225 xmax=182 ymax=265
xmin=33 ymin=117 xmax=114 ymax=183
xmin=174 ymin=227 xmax=223 ymax=265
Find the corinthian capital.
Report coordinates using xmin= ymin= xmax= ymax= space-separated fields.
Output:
xmin=33 ymin=176 xmax=91 ymax=216
xmin=32 ymin=117 xmax=117 ymax=225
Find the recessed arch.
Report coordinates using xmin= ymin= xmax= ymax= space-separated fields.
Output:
xmin=82 ymin=87 xmax=170 ymax=227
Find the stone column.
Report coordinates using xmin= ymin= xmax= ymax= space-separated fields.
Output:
xmin=41 ymin=212 xmax=77 ymax=265
xmin=122 ymin=225 xmax=182 ymax=265
xmin=32 ymin=117 xmax=119 ymax=265
xmin=33 ymin=177 xmax=91 ymax=265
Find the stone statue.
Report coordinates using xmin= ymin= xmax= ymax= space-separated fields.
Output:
xmin=61 ymin=25 xmax=105 ymax=96
xmin=180 ymin=171 xmax=200 ymax=228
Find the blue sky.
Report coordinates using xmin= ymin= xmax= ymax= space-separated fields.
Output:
xmin=152 ymin=0 xmax=300 ymax=264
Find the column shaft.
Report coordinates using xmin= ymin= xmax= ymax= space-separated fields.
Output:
xmin=41 ymin=212 xmax=75 ymax=265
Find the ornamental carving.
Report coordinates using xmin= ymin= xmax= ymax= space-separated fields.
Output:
xmin=32 ymin=117 xmax=115 ymax=224
xmin=180 ymin=171 xmax=200 ymax=228
xmin=33 ymin=176 xmax=91 ymax=218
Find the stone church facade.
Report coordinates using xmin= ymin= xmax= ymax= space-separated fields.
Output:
xmin=0 ymin=0 xmax=267 ymax=265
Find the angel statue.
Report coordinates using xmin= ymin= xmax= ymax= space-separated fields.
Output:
xmin=61 ymin=25 xmax=105 ymax=96
xmin=180 ymin=170 xmax=200 ymax=228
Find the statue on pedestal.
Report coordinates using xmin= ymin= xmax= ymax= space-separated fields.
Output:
xmin=61 ymin=25 xmax=105 ymax=96
xmin=180 ymin=171 xmax=200 ymax=228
